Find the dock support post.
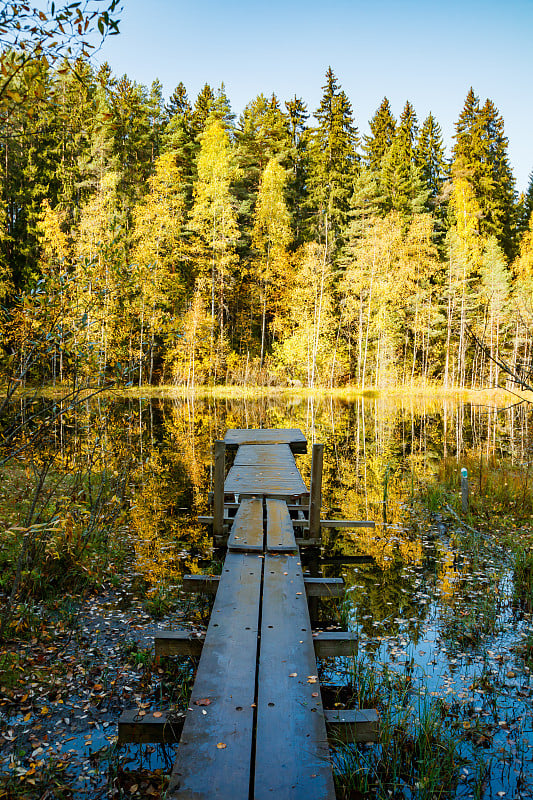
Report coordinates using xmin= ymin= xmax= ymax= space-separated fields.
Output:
xmin=308 ymin=443 xmax=324 ymax=541
xmin=213 ymin=440 xmax=225 ymax=539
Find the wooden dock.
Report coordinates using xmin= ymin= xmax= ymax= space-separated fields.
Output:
xmin=119 ymin=428 xmax=378 ymax=799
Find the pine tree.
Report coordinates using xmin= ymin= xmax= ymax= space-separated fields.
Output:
xmin=191 ymin=84 xmax=215 ymax=137
xmin=363 ymin=97 xmax=396 ymax=172
xmin=416 ymin=113 xmax=448 ymax=200
xmin=166 ymin=82 xmax=191 ymax=120
xmin=284 ymin=95 xmax=309 ymax=242
xmin=308 ymin=67 xmax=359 ymax=245
xmin=452 ymin=88 xmax=516 ymax=257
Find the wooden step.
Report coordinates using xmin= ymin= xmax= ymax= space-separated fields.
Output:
xmin=325 ymin=708 xmax=380 ymax=743
xmin=182 ymin=574 xmax=344 ymax=597
xmin=118 ymin=709 xmax=184 ymax=744
xmin=155 ymin=629 xmax=357 ymax=659
xmin=118 ymin=708 xmax=379 ymax=746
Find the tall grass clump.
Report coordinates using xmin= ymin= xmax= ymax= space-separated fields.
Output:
xmin=333 ymin=660 xmax=459 ymax=799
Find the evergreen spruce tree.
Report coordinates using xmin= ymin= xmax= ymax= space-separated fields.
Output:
xmin=234 ymin=93 xmax=291 ymax=252
xmin=210 ymin=83 xmax=235 ymax=132
xmin=396 ymin=100 xmax=418 ymax=164
xmin=416 ymin=113 xmax=448 ymax=200
xmin=343 ymin=167 xmax=381 ymax=245
xmin=308 ymin=67 xmax=359 ymax=245
xmin=380 ymin=136 xmax=428 ymax=217
xmin=166 ymin=81 xmax=192 ymax=120
xmin=362 ymin=97 xmax=396 ymax=172
xmin=191 ymin=83 xmax=215 ymax=137
xmin=284 ymin=95 xmax=309 ymax=242
xmin=452 ymin=88 xmax=516 ymax=257
xmin=524 ymin=171 xmax=533 ymax=223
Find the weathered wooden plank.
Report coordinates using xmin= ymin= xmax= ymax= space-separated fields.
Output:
xmin=320 ymin=519 xmax=375 ymax=529
xmin=266 ymin=498 xmax=298 ymax=553
xmin=167 ymin=552 xmax=262 ymax=799
xmin=254 ymin=553 xmax=335 ymax=800
xmin=118 ymin=709 xmax=184 ymax=744
xmin=182 ymin=573 xmax=341 ymax=596
xmin=227 ymin=496 xmax=264 ymax=552
xmin=233 ymin=442 xmax=295 ymax=467
xmin=154 ymin=630 xmax=205 ymax=657
xmin=325 ymin=708 xmax=380 ymax=743
xmin=308 ymin=443 xmax=324 ymax=540
xmin=304 ymin=577 xmax=344 ymax=597
xmin=182 ymin=574 xmax=219 ymax=594
xmin=224 ymin=462 xmax=308 ymax=498
xmin=154 ymin=629 xmax=358 ymax=659
xmin=312 ymin=631 xmax=357 ymax=657
xmin=295 ymin=537 xmax=321 ymax=547
xmin=213 ymin=441 xmax=225 ymax=539
xmin=224 ymin=428 xmax=307 ymax=453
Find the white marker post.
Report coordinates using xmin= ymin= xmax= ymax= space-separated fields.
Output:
xmin=461 ymin=467 xmax=469 ymax=514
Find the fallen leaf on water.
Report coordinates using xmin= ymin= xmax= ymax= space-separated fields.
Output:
xmin=307 ymin=676 xmax=317 ymax=683
xmin=195 ymin=698 xmax=211 ymax=706
xmin=153 ymin=711 xmax=163 ymax=718
xmin=312 ymin=692 xmax=319 ymax=697
xmin=289 ymin=673 xmax=297 ymax=677
xmin=217 ymin=742 xmax=227 ymax=749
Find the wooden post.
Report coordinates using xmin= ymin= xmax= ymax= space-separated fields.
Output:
xmin=461 ymin=467 xmax=468 ymax=514
xmin=213 ymin=440 xmax=225 ymax=539
xmin=308 ymin=443 xmax=324 ymax=541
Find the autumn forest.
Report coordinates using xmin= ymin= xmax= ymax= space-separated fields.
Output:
xmin=2 ymin=59 xmax=533 ymax=389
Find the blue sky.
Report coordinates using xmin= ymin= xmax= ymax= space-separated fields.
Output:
xmin=97 ymin=0 xmax=533 ymax=192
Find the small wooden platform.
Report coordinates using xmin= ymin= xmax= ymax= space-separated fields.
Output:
xmin=224 ymin=428 xmax=307 ymax=453
xmin=225 ymin=444 xmax=308 ymax=499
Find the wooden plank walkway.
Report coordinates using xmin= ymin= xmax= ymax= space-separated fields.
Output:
xmin=116 ymin=429 xmax=377 ymax=799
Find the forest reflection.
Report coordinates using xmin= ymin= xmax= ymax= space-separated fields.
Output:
xmin=122 ymin=393 xmax=532 ymax=636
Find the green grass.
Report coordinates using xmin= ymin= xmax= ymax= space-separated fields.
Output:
xmin=333 ymin=660 xmax=460 ymax=799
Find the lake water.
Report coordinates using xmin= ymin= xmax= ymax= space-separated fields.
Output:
xmin=121 ymin=393 xmax=533 ymax=799
xmin=3 ymin=391 xmax=533 ymax=798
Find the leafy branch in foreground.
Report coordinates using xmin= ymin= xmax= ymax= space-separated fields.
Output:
xmin=0 ymin=0 xmax=121 ymax=106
